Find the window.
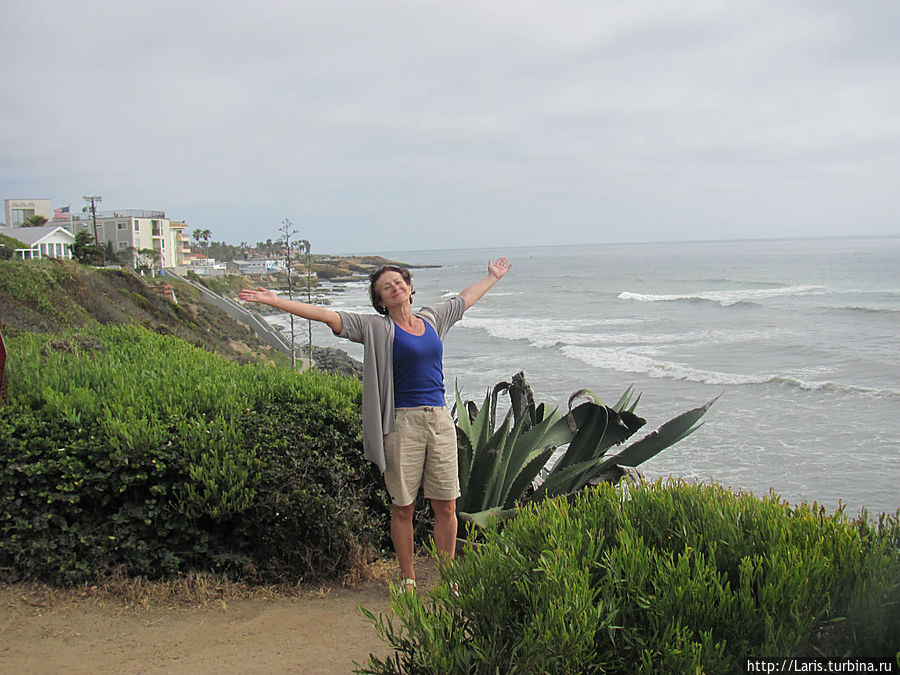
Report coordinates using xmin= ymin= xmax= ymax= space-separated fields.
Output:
xmin=118 ymin=242 xmax=128 ymax=250
xmin=117 ymin=222 xmax=127 ymax=230
xmin=134 ymin=221 xmax=140 ymax=232
xmin=11 ymin=208 xmax=35 ymax=225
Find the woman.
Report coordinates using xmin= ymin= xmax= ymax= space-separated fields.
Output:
xmin=238 ymin=257 xmax=511 ymax=590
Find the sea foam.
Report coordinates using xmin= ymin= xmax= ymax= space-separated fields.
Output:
xmin=560 ymin=345 xmax=900 ymax=396
xmin=618 ymin=285 xmax=825 ymax=307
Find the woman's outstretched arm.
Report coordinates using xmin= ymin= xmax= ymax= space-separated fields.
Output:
xmin=238 ymin=287 xmax=343 ymax=334
xmin=459 ymin=257 xmax=512 ymax=309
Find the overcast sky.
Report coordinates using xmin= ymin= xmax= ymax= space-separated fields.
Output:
xmin=2 ymin=0 xmax=898 ymax=253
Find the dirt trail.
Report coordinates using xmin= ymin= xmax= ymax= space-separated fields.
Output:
xmin=0 ymin=559 xmax=439 ymax=674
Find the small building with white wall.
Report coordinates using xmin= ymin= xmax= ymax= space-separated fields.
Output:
xmin=229 ymin=259 xmax=286 ymax=275
xmin=0 ymin=224 xmax=74 ymax=260
xmin=190 ymin=257 xmax=226 ymax=276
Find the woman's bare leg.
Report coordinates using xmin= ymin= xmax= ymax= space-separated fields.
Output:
xmin=430 ymin=498 xmax=458 ymax=563
xmin=391 ymin=501 xmax=416 ymax=580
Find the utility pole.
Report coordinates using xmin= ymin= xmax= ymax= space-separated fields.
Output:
xmin=300 ymin=239 xmax=313 ymax=363
xmin=277 ymin=218 xmax=299 ymax=369
xmin=82 ymin=195 xmax=102 ymax=261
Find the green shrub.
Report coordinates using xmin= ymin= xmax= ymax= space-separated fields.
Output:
xmin=360 ymin=481 xmax=900 ymax=674
xmin=1 ymin=324 xmax=390 ymax=584
xmin=0 ymin=233 xmax=27 ymax=260
xmin=0 ymin=259 xmax=92 ymax=330
xmin=235 ymin=381 xmax=390 ymax=579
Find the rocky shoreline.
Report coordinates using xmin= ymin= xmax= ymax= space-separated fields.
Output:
xmin=303 ymin=344 xmax=363 ymax=379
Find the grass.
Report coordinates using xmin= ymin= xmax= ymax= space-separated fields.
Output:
xmin=1 ymin=553 xmax=406 ymax=612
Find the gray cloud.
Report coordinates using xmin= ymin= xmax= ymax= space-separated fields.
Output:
xmin=2 ymin=0 xmax=898 ymax=252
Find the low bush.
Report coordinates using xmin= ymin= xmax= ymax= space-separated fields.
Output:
xmin=360 ymin=481 xmax=900 ymax=673
xmin=236 ymin=385 xmax=390 ymax=579
xmin=1 ymin=324 xmax=391 ymax=584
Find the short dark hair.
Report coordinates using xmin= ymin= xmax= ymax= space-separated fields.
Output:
xmin=368 ymin=265 xmax=414 ymax=315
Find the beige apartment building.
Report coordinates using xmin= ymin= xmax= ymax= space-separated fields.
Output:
xmin=69 ymin=210 xmax=189 ymax=268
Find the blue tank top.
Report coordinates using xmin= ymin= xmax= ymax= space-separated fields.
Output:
xmin=393 ymin=320 xmax=446 ymax=407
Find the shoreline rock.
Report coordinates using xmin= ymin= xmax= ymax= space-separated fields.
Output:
xmin=303 ymin=345 xmax=363 ymax=379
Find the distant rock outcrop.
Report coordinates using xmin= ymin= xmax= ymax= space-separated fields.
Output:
xmin=303 ymin=345 xmax=363 ymax=380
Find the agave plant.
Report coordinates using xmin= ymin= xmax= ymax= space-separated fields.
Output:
xmin=454 ymin=372 xmax=717 ymax=527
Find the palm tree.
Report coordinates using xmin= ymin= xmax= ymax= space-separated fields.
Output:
xmin=22 ymin=215 xmax=49 ymax=228
xmin=192 ymin=229 xmax=203 ymax=254
xmin=201 ymin=229 xmax=212 ymax=257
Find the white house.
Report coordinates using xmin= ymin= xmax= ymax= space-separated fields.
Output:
xmin=190 ymin=257 xmax=227 ymax=276
xmin=230 ymin=259 xmax=286 ymax=275
xmin=1 ymin=224 xmax=75 ymax=260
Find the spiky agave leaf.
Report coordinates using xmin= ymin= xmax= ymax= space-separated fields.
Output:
xmin=531 ymin=457 xmax=607 ymax=501
xmin=457 ymin=506 xmax=520 ymax=528
xmin=597 ymin=395 xmax=720 ymax=471
xmin=502 ymin=446 xmax=557 ymax=509
xmin=459 ymin=414 xmax=513 ymax=514
xmin=612 ymin=385 xmax=639 ymax=412
xmin=455 ymin=388 xmax=493 ymax=462
xmin=456 ymin=428 xmax=474 ymax=491
xmin=498 ymin=409 xmax=575 ymax=509
xmin=534 ymin=399 xmax=645 ymax=500
xmin=485 ymin=410 xmax=528 ymax=511
xmin=552 ymin=400 xmax=610 ymax=473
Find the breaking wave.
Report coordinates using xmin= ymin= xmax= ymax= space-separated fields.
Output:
xmin=618 ymin=285 xmax=825 ymax=307
xmin=560 ymin=345 xmax=900 ymax=397
xmin=460 ymin=316 xmax=779 ymax=350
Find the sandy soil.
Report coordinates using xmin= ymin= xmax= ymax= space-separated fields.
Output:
xmin=0 ymin=559 xmax=440 ymax=674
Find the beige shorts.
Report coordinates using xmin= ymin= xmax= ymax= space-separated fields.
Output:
xmin=383 ymin=406 xmax=460 ymax=506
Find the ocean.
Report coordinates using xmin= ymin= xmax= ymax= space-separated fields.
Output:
xmin=267 ymin=237 xmax=900 ymax=517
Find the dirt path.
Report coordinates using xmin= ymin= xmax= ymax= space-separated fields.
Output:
xmin=0 ymin=559 xmax=439 ymax=674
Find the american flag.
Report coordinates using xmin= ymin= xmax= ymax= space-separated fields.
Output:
xmin=53 ymin=206 xmax=71 ymax=220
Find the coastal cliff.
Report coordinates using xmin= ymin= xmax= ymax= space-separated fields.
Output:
xmin=0 ymin=258 xmax=281 ymax=364
xmin=0 ymin=254 xmax=418 ymax=376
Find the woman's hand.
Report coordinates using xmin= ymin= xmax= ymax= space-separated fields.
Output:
xmin=461 ymin=257 xmax=512 ymax=309
xmin=238 ymin=287 xmax=278 ymax=305
xmin=488 ymin=257 xmax=512 ymax=280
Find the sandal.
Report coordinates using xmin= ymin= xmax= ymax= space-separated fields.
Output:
xmin=400 ymin=578 xmax=417 ymax=594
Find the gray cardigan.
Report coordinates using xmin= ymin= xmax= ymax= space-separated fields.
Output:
xmin=336 ymin=295 xmax=467 ymax=472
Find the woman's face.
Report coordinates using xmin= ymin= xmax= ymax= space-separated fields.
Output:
xmin=375 ymin=270 xmax=412 ymax=310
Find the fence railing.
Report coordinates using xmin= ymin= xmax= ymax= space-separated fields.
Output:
xmin=61 ymin=209 xmax=167 ymax=221
xmin=161 ymin=270 xmax=292 ymax=355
